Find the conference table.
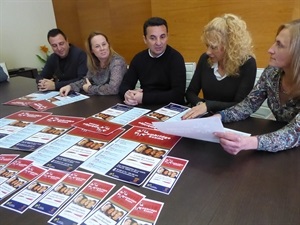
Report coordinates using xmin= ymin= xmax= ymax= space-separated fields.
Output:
xmin=0 ymin=77 xmax=299 ymax=225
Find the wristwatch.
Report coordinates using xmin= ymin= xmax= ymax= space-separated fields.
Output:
xmin=196 ymin=101 xmax=203 ymax=106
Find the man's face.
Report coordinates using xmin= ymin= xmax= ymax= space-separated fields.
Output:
xmin=143 ymin=25 xmax=168 ymax=57
xmin=48 ymin=34 xmax=70 ymax=58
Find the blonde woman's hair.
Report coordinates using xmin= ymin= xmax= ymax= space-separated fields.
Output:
xmin=202 ymin=13 xmax=255 ymax=76
xmin=85 ymin=31 xmax=116 ymax=74
xmin=277 ymin=19 xmax=300 ymax=97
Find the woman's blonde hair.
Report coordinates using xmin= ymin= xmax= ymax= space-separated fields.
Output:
xmin=202 ymin=13 xmax=255 ymax=76
xmin=85 ymin=31 xmax=116 ymax=74
xmin=277 ymin=19 xmax=300 ymax=97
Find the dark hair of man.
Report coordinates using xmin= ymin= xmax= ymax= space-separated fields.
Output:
xmin=143 ymin=17 xmax=168 ymax=36
xmin=47 ymin=28 xmax=67 ymax=41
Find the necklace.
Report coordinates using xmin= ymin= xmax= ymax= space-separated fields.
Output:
xmin=281 ymin=86 xmax=288 ymax=95
xmin=280 ymin=77 xmax=290 ymax=95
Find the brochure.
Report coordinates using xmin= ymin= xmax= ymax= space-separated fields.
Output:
xmin=29 ymin=92 xmax=89 ymax=111
xmin=3 ymin=91 xmax=90 ymax=112
xmin=1 ymin=115 xmax=84 ymax=151
xmin=74 ymin=117 xmax=123 ymax=135
xmin=81 ymin=126 xmax=181 ymax=186
xmin=25 ymin=127 xmax=124 ymax=171
xmin=0 ymin=110 xmax=52 ymax=140
xmin=48 ymin=179 xmax=115 ymax=225
xmin=143 ymin=156 xmax=189 ymax=195
xmin=30 ymin=170 xmax=93 ymax=216
xmin=0 ymin=164 xmax=47 ymax=200
xmin=91 ymin=103 xmax=151 ymax=126
xmin=0 ymin=158 xmax=33 ymax=185
xmin=3 ymin=91 xmax=60 ymax=107
xmin=129 ymin=103 xmax=190 ymax=129
xmin=1 ymin=168 xmax=67 ymax=213
xmin=81 ymin=186 xmax=145 ymax=225
xmin=0 ymin=154 xmax=19 ymax=169
xmin=120 ymin=198 xmax=164 ymax=225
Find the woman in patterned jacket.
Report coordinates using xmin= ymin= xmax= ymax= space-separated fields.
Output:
xmin=60 ymin=31 xmax=127 ymax=96
xmin=214 ymin=19 xmax=300 ymax=154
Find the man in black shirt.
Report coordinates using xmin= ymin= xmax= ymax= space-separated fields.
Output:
xmin=38 ymin=28 xmax=87 ymax=91
xmin=119 ymin=17 xmax=186 ymax=105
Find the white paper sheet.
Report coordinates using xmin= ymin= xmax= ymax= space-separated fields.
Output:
xmin=153 ymin=118 xmax=251 ymax=143
xmin=153 ymin=117 xmax=224 ymax=143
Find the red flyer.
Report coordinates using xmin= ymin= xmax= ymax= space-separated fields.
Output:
xmin=3 ymin=91 xmax=60 ymax=107
xmin=74 ymin=117 xmax=123 ymax=135
xmin=121 ymin=126 xmax=181 ymax=149
xmin=67 ymin=127 xmax=124 ymax=142
xmin=129 ymin=103 xmax=190 ymax=129
xmin=42 ymin=127 xmax=124 ymax=172
xmin=81 ymin=126 xmax=181 ymax=186
xmin=0 ymin=158 xmax=33 ymax=185
xmin=143 ymin=156 xmax=189 ymax=195
xmin=129 ymin=115 xmax=159 ymax=129
xmin=121 ymin=198 xmax=164 ymax=225
xmin=0 ymin=164 xmax=47 ymax=200
xmin=1 ymin=168 xmax=67 ymax=214
xmin=4 ymin=98 xmax=36 ymax=107
xmin=29 ymin=100 xmax=58 ymax=111
xmin=31 ymin=170 xmax=93 ymax=216
xmin=0 ymin=154 xmax=19 ymax=169
xmin=34 ymin=114 xmax=84 ymax=127
xmin=48 ymin=179 xmax=116 ymax=225
xmin=7 ymin=115 xmax=84 ymax=152
xmin=3 ymin=91 xmax=89 ymax=112
xmin=91 ymin=103 xmax=151 ymax=126
xmin=0 ymin=111 xmax=51 ymax=149
xmin=29 ymin=92 xmax=89 ymax=112
xmin=81 ymin=186 xmax=145 ymax=225
xmin=3 ymin=110 xmax=52 ymax=123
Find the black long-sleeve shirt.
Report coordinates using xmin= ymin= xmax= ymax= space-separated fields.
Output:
xmin=119 ymin=45 xmax=186 ymax=105
xmin=185 ymin=53 xmax=257 ymax=112
xmin=39 ymin=44 xmax=88 ymax=90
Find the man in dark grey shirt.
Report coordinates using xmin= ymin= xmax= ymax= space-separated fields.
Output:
xmin=37 ymin=28 xmax=88 ymax=91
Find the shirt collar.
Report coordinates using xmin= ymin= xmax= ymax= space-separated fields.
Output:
xmin=211 ymin=62 xmax=227 ymax=81
xmin=148 ymin=49 xmax=165 ymax=58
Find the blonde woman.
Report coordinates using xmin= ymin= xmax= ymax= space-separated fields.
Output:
xmin=183 ymin=14 xmax=256 ymax=119
xmin=60 ymin=32 xmax=127 ymax=96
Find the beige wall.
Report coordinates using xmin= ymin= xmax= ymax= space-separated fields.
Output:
xmin=52 ymin=0 xmax=300 ymax=67
xmin=0 ymin=0 xmax=56 ymax=70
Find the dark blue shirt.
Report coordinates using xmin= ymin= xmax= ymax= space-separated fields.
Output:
xmin=39 ymin=44 xmax=88 ymax=90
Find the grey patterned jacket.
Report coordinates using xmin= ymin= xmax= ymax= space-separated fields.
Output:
xmin=220 ymin=66 xmax=300 ymax=152
xmin=70 ymin=53 xmax=127 ymax=95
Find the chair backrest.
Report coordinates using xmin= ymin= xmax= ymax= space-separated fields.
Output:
xmin=185 ymin=62 xmax=196 ymax=89
xmin=255 ymin=68 xmax=264 ymax=84
xmin=134 ymin=62 xmax=197 ymax=90
xmin=0 ymin=62 xmax=10 ymax=82
xmin=250 ymin=68 xmax=275 ymax=120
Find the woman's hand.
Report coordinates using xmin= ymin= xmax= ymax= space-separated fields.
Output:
xmin=182 ymin=102 xmax=207 ymax=120
xmin=60 ymin=85 xmax=71 ymax=96
xmin=83 ymin=78 xmax=91 ymax=92
xmin=214 ymin=132 xmax=258 ymax=155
